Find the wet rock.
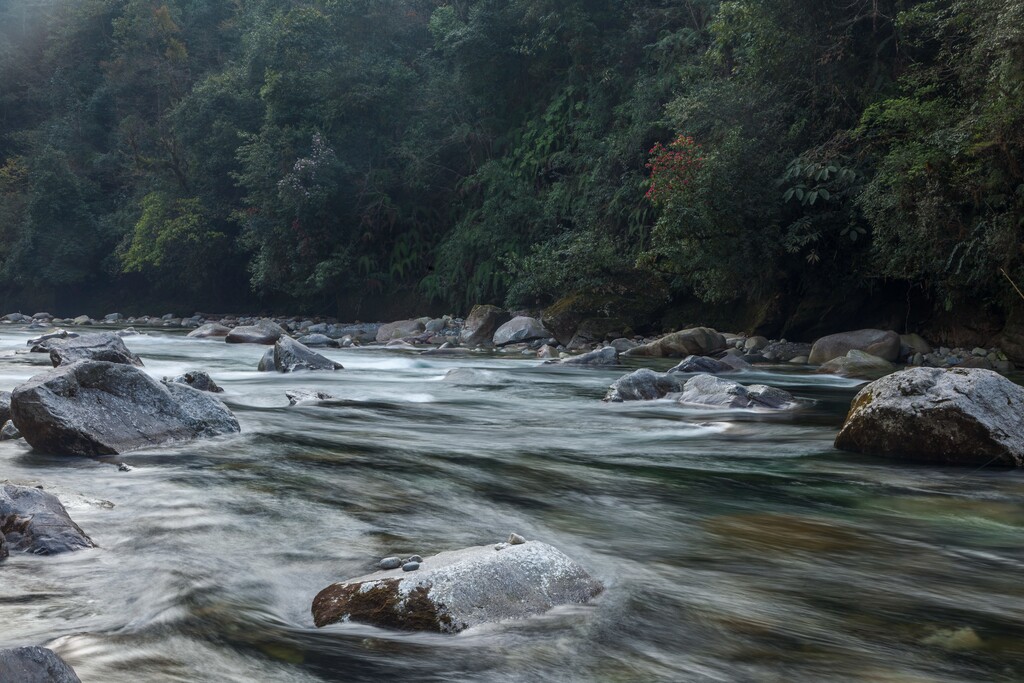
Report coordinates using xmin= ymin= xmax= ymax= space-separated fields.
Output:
xmin=273 ymin=336 xmax=343 ymax=373
xmin=536 ymin=344 xmax=559 ymax=359
xmin=379 ymin=557 xmax=402 ymax=570
xmin=163 ymin=370 xmax=223 ymax=393
xmin=404 ymin=554 xmax=424 ymax=563
xmin=1 ymin=420 xmax=21 ymax=440
xmin=678 ymin=374 xmax=796 ymax=410
xmin=44 ymin=332 xmax=143 ymax=367
xmin=117 ymin=463 xmax=132 ymax=472
xmin=0 ymin=646 xmax=81 ymax=683
xmin=285 ymin=389 xmax=337 ymax=405
xmin=27 ymin=330 xmax=76 ymax=347
xmin=808 ymin=329 xmax=901 ymax=364
xmin=817 ymin=350 xmax=894 ymax=379
xmin=376 ymin=319 xmax=427 ymax=343
xmin=225 ymin=319 xmax=286 ymax=345
xmin=552 ymin=347 xmax=618 ymax=366
xmin=11 ymin=360 xmax=240 ymax=456
xmin=492 ymin=316 xmax=548 ymax=346
xmin=257 ymin=348 xmax=275 ymax=372
xmin=508 ymin=533 xmax=526 ymax=545
xmin=312 ymin=541 xmax=603 ymax=633
xmin=296 ymin=333 xmax=340 ymax=348
xmin=604 ymin=369 xmax=683 ymax=402
xmin=402 ymin=561 xmax=420 ymax=572
xmin=0 ymin=483 xmax=94 ymax=555
xmin=187 ymin=323 xmax=231 ymax=338
xmin=668 ymin=355 xmax=735 ymax=374
xmin=460 ymin=305 xmax=511 ymax=347
xmin=623 ymin=327 xmax=726 ymax=359
xmin=835 ymin=367 xmax=1024 ymax=466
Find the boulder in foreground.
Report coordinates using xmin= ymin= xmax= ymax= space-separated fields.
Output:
xmin=0 ymin=647 xmax=81 ymax=683
xmin=42 ymin=332 xmax=143 ymax=367
xmin=835 ymin=367 xmax=1024 ymax=466
xmin=312 ymin=540 xmax=602 ymax=633
xmin=0 ymin=484 xmax=94 ymax=555
xmin=11 ymin=361 xmax=240 ymax=456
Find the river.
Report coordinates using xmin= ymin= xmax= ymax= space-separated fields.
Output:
xmin=2 ymin=328 xmax=1024 ymax=682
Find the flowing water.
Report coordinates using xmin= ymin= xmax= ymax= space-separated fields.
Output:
xmin=3 ymin=328 xmax=1024 ymax=682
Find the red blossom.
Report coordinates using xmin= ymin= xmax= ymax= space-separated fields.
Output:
xmin=644 ymin=134 xmax=704 ymax=206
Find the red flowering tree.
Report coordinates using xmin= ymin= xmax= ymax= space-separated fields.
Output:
xmin=645 ymin=135 xmax=705 ymax=206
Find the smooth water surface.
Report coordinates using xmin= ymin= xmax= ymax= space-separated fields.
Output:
xmin=2 ymin=329 xmax=1024 ymax=682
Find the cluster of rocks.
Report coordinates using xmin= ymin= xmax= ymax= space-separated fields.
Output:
xmin=604 ymin=364 xmax=796 ymax=410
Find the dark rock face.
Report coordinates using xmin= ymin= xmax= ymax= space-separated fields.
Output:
xmin=623 ymin=327 xmax=726 ymax=358
xmin=273 ymin=336 xmax=343 ymax=372
xmin=678 ymin=374 xmax=796 ymax=410
xmin=808 ymin=329 xmax=901 ymax=364
xmin=460 ymin=305 xmax=511 ymax=347
xmin=225 ymin=319 xmax=285 ymax=345
xmin=312 ymin=541 xmax=602 ymax=633
xmin=835 ymin=367 xmax=1024 ymax=466
xmin=43 ymin=332 xmax=143 ymax=367
xmin=187 ymin=323 xmax=231 ymax=338
xmin=0 ymin=484 xmax=94 ymax=555
xmin=163 ymin=370 xmax=223 ymax=393
xmin=0 ymin=647 xmax=81 ymax=683
xmin=553 ymin=347 xmax=619 ymax=366
xmin=605 ymin=369 xmax=683 ymax=402
xmin=11 ymin=361 xmax=240 ymax=456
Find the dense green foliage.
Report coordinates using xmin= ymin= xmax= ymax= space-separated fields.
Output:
xmin=0 ymin=0 xmax=1021 ymax=323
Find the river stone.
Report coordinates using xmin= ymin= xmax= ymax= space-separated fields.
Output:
xmin=1 ymin=420 xmax=21 ymax=440
xmin=10 ymin=360 xmax=240 ymax=456
xmin=0 ymin=646 xmax=81 ymax=683
xmin=460 ymin=305 xmax=511 ymax=347
xmin=760 ymin=341 xmax=813 ymax=362
xmin=257 ymin=348 xmax=275 ymax=372
xmin=44 ymin=332 xmax=143 ymax=367
xmin=274 ymin=336 xmax=343 ymax=372
xmin=604 ymin=369 xmax=683 ymax=402
xmin=72 ymin=315 xmax=91 ymax=326
xmin=817 ymin=349 xmax=895 ymax=379
xmin=623 ymin=327 xmax=726 ymax=358
xmin=187 ymin=323 xmax=231 ymax=338
xmin=808 ymin=329 xmax=901 ymax=364
xmin=678 ymin=374 xmax=795 ymax=410
xmin=312 ymin=540 xmax=602 ymax=633
xmin=492 ymin=316 xmax=548 ymax=346
xmin=163 ymin=370 xmax=223 ymax=393
xmin=668 ymin=355 xmax=735 ymax=374
xmin=296 ymin=333 xmax=340 ymax=348
xmin=553 ymin=347 xmax=618 ymax=366
xmin=376 ymin=319 xmax=426 ymax=343
xmin=0 ymin=484 xmax=94 ymax=555
xmin=835 ymin=367 xmax=1024 ymax=466
xmin=225 ymin=319 xmax=286 ymax=345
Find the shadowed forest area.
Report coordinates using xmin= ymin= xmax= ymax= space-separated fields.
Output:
xmin=1 ymin=0 xmax=1023 ymax=347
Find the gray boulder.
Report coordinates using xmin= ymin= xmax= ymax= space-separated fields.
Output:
xmin=0 ymin=484 xmax=94 ymax=555
xmin=163 ymin=370 xmax=223 ymax=393
xmin=27 ymin=330 xmax=76 ymax=347
xmin=376 ymin=319 xmax=427 ymax=343
xmin=0 ymin=647 xmax=81 ymax=683
xmin=460 ymin=305 xmax=511 ymax=347
xmin=225 ymin=319 xmax=285 ymax=345
xmin=72 ymin=315 xmax=92 ymax=326
xmin=623 ymin=327 xmax=726 ymax=358
xmin=492 ymin=316 xmax=549 ymax=346
xmin=296 ymin=333 xmax=340 ymax=348
xmin=817 ymin=349 xmax=894 ymax=379
xmin=760 ymin=341 xmax=813 ymax=362
xmin=257 ymin=348 xmax=275 ymax=372
xmin=273 ymin=336 xmax=343 ymax=372
xmin=43 ymin=332 xmax=143 ymax=367
xmin=808 ymin=329 xmax=901 ymax=364
xmin=668 ymin=355 xmax=735 ymax=374
xmin=312 ymin=540 xmax=602 ymax=633
xmin=678 ymin=374 xmax=795 ymax=410
xmin=1 ymin=420 xmax=21 ymax=440
xmin=604 ymin=369 xmax=683 ymax=402
xmin=187 ymin=323 xmax=231 ymax=338
xmin=835 ymin=367 xmax=1024 ymax=466
xmin=552 ymin=347 xmax=619 ymax=366
xmin=10 ymin=361 xmax=240 ymax=456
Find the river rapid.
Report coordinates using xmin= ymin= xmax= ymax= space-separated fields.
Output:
xmin=2 ymin=328 xmax=1024 ymax=682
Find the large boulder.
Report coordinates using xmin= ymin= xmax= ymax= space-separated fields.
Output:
xmin=492 ymin=316 xmax=549 ymax=346
xmin=0 ymin=647 xmax=81 ymax=683
xmin=678 ymin=374 xmax=795 ymax=410
xmin=225 ymin=319 xmax=285 ymax=345
xmin=10 ymin=361 xmax=240 ymax=456
xmin=376 ymin=319 xmax=426 ymax=343
xmin=273 ymin=336 xmax=343 ymax=372
xmin=312 ymin=540 xmax=602 ymax=633
xmin=460 ymin=305 xmax=511 ymax=347
xmin=835 ymin=367 xmax=1024 ymax=466
xmin=42 ymin=332 xmax=143 ymax=367
xmin=808 ymin=329 xmax=900 ymax=364
xmin=0 ymin=484 xmax=94 ymax=555
xmin=817 ymin=349 xmax=894 ymax=379
xmin=187 ymin=323 xmax=231 ymax=338
xmin=604 ymin=369 xmax=683 ymax=402
xmin=623 ymin=327 xmax=726 ymax=359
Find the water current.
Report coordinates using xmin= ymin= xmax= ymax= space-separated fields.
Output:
xmin=2 ymin=328 xmax=1024 ymax=682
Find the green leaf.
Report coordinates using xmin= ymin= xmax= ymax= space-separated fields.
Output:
xmin=783 ymin=188 xmax=795 ymax=201
xmin=808 ymin=190 xmax=818 ymax=205
xmin=818 ymin=188 xmax=831 ymax=200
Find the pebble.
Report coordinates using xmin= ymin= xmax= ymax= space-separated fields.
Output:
xmin=402 ymin=561 xmax=420 ymax=572
xmin=494 ymin=542 xmax=509 ymax=551
xmin=378 ymin=556 xmax=402 ymax=570
xmin=403 ymin=554 xmax=423 ymax=563
xmin=508 ymin=533 xmax=526 ymax=545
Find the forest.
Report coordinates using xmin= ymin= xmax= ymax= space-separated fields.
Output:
xmin=0 ymin=0 xmax=1022 ymax=341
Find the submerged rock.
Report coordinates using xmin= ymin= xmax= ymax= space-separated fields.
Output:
xmin=604 ymin=369 xmax=683 ymax=402
xmin=43 ymin=332 xmax=143 ymax=367
xmin=678 ymin=374 xmax=795 ymax=410
xmin=11 ymin=360 xmax=240 ymax=456
xmin=225 ymin=319 xmax=285 ymax=345
xmin=163 ymin=370 xmax=224 ymax=393
xmin=0 ymin=483 xmax=94 ymax=555
xmin=835 ymin=367 xmax=1024 ymax=466
xmin=808 ymin=329 xmax=901 ymax=364
xmin=623 ymin=327 xmax=726 ymax=359
xmin=312 ymin=540 xmax=602 ymax=633
xmin=273 ymin=336 xmax=343 ymax=372
xmin=0 ymin=646 xmax=81 ymax=683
